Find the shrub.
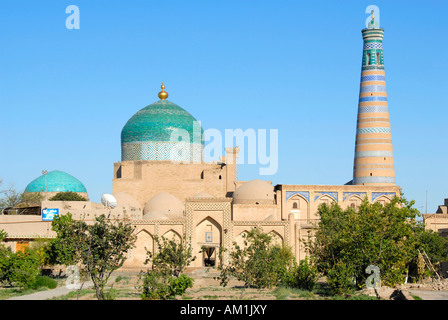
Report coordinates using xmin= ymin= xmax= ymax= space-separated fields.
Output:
xmin=7 ymin=249 xmax=41 ymax=290
xmin=326 ymin=261 xmax=356 ymax=295
xmin=49 ymin=192 xmax=87 ymax=202
xmin=218 ymin=228 xmax=295 ymax=289
xmin=138 ymin=271 xmax=194 ymax=300
xmin=32 ymin=275 xmax=57 ymax=289
xmin=168 ymin=274 xmax=194 ymax=298
xmin=294 ymin=257 xmax=319 ymax=291
xmin=139 ymin=270 xmax=171 ymax=300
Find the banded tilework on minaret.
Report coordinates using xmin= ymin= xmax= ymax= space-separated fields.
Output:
xmin=353 ymin=16 xmax=395 ymax=186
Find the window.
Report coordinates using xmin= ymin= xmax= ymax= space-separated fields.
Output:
xmin=376 ymin=53 xmax=381 ymax=65
xmin=366 ymin=53 xmax=371 ymax=66
xmin=292 ymin=202 xmax=298 ymax=209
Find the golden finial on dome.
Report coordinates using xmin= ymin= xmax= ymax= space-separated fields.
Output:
xmin=158 ymin=82 xmax=168 ymax=100
xmin=371 ymin=10 xmax=375 ymax=21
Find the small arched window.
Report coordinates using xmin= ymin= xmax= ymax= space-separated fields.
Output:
xmin=366 ymin=53 xmax=371 ymax=66
xmin=292 ymin=202 xmax=298 ymax=209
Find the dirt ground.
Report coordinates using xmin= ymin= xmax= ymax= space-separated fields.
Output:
xmin=68 ymin=269 xmax=283 ymax=300
xmin=46 ymin=268 xmax=448 ymax=300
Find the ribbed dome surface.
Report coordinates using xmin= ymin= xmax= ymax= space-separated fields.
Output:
xmin=24 ymin=170 xmax=87 ymax=193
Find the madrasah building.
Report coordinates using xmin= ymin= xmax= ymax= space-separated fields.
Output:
xmin=1 ymin=14 xmax=422 ymax=269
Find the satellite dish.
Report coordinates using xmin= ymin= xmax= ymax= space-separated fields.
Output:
xmin=101 ymin=194 xmax=117 ymax=209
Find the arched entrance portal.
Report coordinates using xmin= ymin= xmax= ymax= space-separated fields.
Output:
xmin=196 ymin=217 xmax=222 ymax=267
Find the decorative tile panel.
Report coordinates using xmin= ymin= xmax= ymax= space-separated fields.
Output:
xmin=285 ymin=191 xmax=309 ymax=202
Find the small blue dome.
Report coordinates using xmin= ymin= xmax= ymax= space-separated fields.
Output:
xmin=24 ymin=170 xmax=87 ymax=193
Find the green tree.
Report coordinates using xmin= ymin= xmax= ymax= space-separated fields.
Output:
xmin=46 ymin=213 xmax=78 ymax=266
xmin=408 ymin=226 xmax=448 ymax=280
xmin=50 ymin=214 xmax=136 ymax=300
xmin=147 ymin=235 xmax=196 ymax=277
xmin=138 ymin=235 xmax=195 ymax=300
xmin=49 ymin=191 xmax=87 ymax=201
xmin=6 ymin=249 xmax=41 ymax=290
xmin=0 ymin=230 xmax=12 ymax=283
xmin=305 ymin=196 xmax=423 ymax=293
xmin=218 ymin=228 xmax=295 ymax=289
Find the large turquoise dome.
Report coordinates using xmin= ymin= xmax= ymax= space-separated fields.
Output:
xmin=24 ymin=170 xmax=87 ymax=193
xmin=121 ymin=92 xmax=204 ymax=162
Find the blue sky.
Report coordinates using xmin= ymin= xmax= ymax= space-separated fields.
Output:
xmin=0 ymin=0 xmax=447 ymax=213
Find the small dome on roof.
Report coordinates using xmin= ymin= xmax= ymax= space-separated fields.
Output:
xmin=233 ymin=179 xmax=274 ymax=204
xmin=24 ymin=170 xmax=87 ymax=193
xmin=143 ymin=193 xmax=184 ymax=220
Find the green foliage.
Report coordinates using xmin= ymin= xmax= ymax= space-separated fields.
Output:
xmin=325 ymin=261 xmax=356 ymax=295
xmin=49 ymin=191 xmax=87 ymax=201
xmin=0 ymin=230 xmax=12 ymax=283
xmin=138 ymin=235 xmax=195 ymax=300
xmin=45 ymin=213 xmax=78 ymax=266
xmin=408 ymin=227 xmax=448 ymax=280
xmin=138 ymin=270 xmax=171 ymax=300
xmin=305 ymin=196 xmax=436 ymax=294
xmin=218 ymin=228 xmax=296 ymax=289
xmin=168 ymin=274 xmax=194 ymax=297
xmin=50 ymin=214 xmax=137 ymax=300
xmin=138 ymin=271 xmax=194 ymax=300
xmin=6 ymin=249 xmax=41 ymax=290
xmin=32 ymin=275 xmax=57 ymax=289
xmin=285 ymin=257 xmax=319 ymax=291
xmin=147 ymin=235 xmax=195 ymax=277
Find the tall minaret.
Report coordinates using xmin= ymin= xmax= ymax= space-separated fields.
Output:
xmin=353 ymin=11 xmax=395 ymax=186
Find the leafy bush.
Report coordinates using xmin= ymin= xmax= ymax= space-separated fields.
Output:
xmin=7 ymin=249 xmax=41 ymax=290
xmin=168 ymin=274 xmax=194 ymax=297
xmin=138 ymin=271 xmax=194 ymax=300
xmin=139 ymin=270 xmax=171 ymax=300
xmin=218 ymin=228 xmax=296 ymax=289
xmin=49 ymin=192 xmax=87 ymax=201
xmin=32 ymin=275 xmax=57 ymax=289
xmin=326 ymin=261 xmax=356 ymax=295
xmin=293 ymin=257 xmax=319 ymax=291
xmin=305 ymin=197 xmax=433 ymax=292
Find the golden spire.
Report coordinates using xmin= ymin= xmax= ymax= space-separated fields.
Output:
xmin=371 ymin=10 xmax=375 ymax=21
xmin=158 ymin=82 xmax=168 ymax=100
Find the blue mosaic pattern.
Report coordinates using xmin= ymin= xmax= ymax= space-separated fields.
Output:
xmin=285 ymin=191 xmax=309 ymax=202
xmin=314 ymin=192 xmax=338 ymax=202
xmin=358 ymin=106 xmax=389 ymax=113
xmin=121 ymin=99 xmax=204 ymax=161
xmin=359 ymin=85 xmax=387 ymax=93
xmin=362 ymin=65 xmax=385 ymax=70
xmin=359 ymin=96 xmax=388 ymax=102
xmin=121 ymin=100 xmax=203 ymax=144
xmin=371 ymin=192 xmax=396 ymax=201
xmin=343 ymin=192 xmax=367 ymax=201
xmin=361 ymin=75 xmax=386 ymax=82
xmin=364 ymin=42 xmax=383 ymax=50
xmin=356 ymin=127 xmax=391 ymax=134
xmin=25 ymin=170 xmax=87 ymax=193
xmin=122 ymin=141 xmax=203 ymax=162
